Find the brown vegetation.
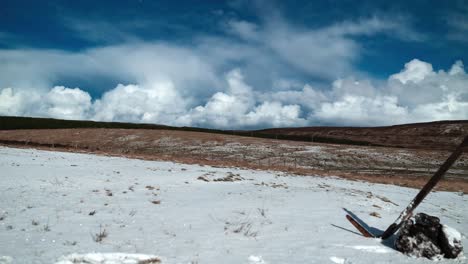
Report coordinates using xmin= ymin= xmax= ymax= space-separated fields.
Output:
xmin=259 ymin=120 xmax=468 ymax=150
xmin=0 ymin=127 xmax=467 ymax=192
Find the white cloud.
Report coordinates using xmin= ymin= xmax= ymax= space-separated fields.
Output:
xmin=41 ymin=86 xmax=92 ymax=120
xmin=262 ymin=84 xmax=327 ymax=111
xmin=0 ymin=88 xmax=32 ymax=116
xmin=412 ymin=94 xmax=468 ymax=121
xmin=312 ymin=59 xmax=468 ymax=126
xmin=267 ymin=26 xmax=358 ymax=79
xmin=389 ymin=59 xmax=434 ymax=84
xmin=325 ymin=15 xmax=425 ymax=41
xmin=1 ymin=59 xmax=467 ymax=128
xmin=449 ymin=60 xmax=465 ymax=75
xmin=388 ymin=59 xmax=467 ymax=107
xmin=93 ymin=81 xmax=188 ymax=125
xmin=183 ymin=69 xmax=254 ymax=128
xmin=0 ymin=11 xmax=426 ymax=93
xmin=331 ymin=78 xmax=377 ymax=98
xmin=221 ymin=14 xmax=423 ymax=81
xmin=313 ymin=95 xmax=408 ymax=126
xmin=181 ymin=69 xmax=305 ymax=128
xmin=245 ymin=101 xmax=306 ymax=128
xmin=0 ymin=86 xmax=90 ymax=120
xmin=0 ymin=43 xmax=220 ymax=101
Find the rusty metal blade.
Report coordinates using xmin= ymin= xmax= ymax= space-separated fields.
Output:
xmin=345 ymin=214 xmax=375 ymax=238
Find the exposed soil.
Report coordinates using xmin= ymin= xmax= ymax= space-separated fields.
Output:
xmin=0 ymin=128 xmax=467 ymax=192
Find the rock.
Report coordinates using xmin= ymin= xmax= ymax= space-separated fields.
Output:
xmin=395 ymin=219 xmax=442 ymax=259
xmin=414 ymin=213 xmax=441 ymax=242
xmin=394 ymin=213 xmax=463 ymax=259
xmin=415 ymin=213 xmax=440 ymax=227
xmin=439 ymin=224 xmax=463 ymax=259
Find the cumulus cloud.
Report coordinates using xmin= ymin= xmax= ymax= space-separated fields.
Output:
xmin=0 ymin=88 xmax=33 ymax=116
xmin=449 ymin=60 xmax=465 ymax=75
xmin=181 ymin=69 xmax=305 ymax=128
xmin=1 ymin=59 xmax=467 ymax=128
xmin=245 ymin=102 xmax=306 ymax=128
xmin=313 ymin=95 xmax=408 ymax=126
xmin=186 ymin=69 xmax=255 ymax=128
xmin=41 ymin=86 xmax=92 ymax=120
xmin=389 ymin=59 xmax=434 ymax=84
xmin=93 ymin=80 xmax=188 ymax=125
xmin=0 ymin=86 xmax=90 ymax=120
xmin=312 ymin=59 xmax=468 ymax=125
xmin=264 ymin=84 xmax=327 ymax=111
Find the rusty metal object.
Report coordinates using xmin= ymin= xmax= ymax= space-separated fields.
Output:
xmin=346 ymin=214 xmax=375 ymax=238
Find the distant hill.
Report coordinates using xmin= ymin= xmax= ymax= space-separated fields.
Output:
xmin=1 ymin=116 xmax=467 ymax=150
xmin=0 ymin=116 xmax=379 ymax=147
xmin=258 ymin=120 xmax=468 ymax=150
xmin=0 ymin=116 xmax=190 ymax=131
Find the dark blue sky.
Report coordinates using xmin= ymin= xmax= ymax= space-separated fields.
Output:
xmin=2 ymin=0 xmax=466 ymax=75
xmin=1 ymin=0 xmax=467 ymax=128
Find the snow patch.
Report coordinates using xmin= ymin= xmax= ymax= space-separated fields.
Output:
xmin=55 ymin=253 xmax=161 ymax=264
xmin=248 ymin=255 xmax=266 ymax=263
xmin=350 ymin=245 xmax=392 ymax=254
xmin=298 ymin=146 xmax=323 ymax=153
xmin=330 ymin=256 xmax=346 ymax=264
xmin=442 ymin=224 xmax=462 ymax=247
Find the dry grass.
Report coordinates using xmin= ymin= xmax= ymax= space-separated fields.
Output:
xmin=92 ymin=225 xmax=108 ymax=243
xmin=1 ymin=128 xmax=467 ymax=192
xmin=138 ymin=258 xmax=161 ymax=264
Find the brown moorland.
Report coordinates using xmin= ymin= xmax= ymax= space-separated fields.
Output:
xmin=0 ymin=124 xmax=467 ymax=192
xmin=258 ymin=120 xmax=468 ymax=150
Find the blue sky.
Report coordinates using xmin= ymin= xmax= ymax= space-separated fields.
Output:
xmin=1 ymin=0 xmax=467 ymax=128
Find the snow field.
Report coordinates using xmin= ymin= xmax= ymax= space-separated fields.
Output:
xmin=0 ymin=147 xmax=466 ymax=263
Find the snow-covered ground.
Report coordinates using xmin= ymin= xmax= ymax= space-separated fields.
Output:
xmin=0 ymin=146 xmax=466 ymax=263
